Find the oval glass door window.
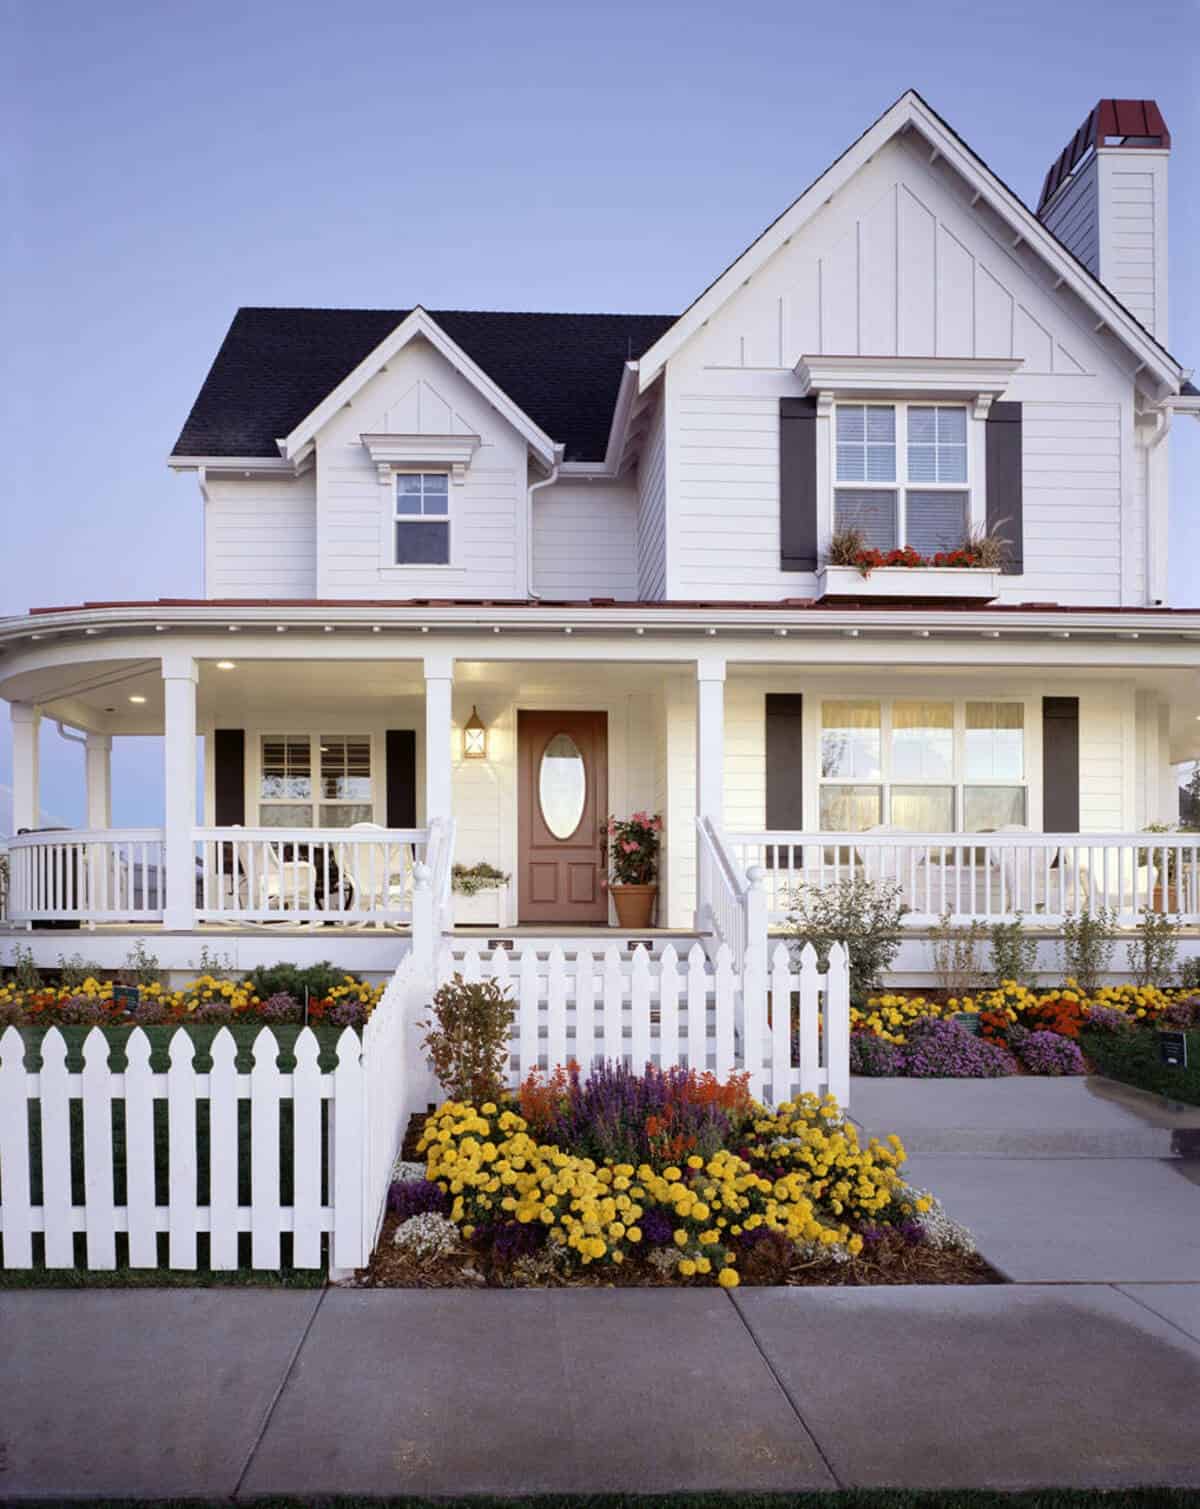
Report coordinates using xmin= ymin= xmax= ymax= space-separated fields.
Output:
xmin=539 ymin=733 xmax=587 ymax=840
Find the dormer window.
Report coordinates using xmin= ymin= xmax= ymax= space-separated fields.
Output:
xmin=834 ymin=402 xmax=969 ymax=555
xmin=394 ymin=473 xmax=450 ymax=565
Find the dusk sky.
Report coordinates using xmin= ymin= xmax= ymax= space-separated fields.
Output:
xmin=2 ymin=0 xmax=1197 ymax=831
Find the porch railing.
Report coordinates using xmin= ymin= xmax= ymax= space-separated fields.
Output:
xmin=728 ymin=831 xmax=1200 ymax=925
xmin=192 ymin=827 xmax=429 ymax=925
xmin=6 ymin=829 xmax=166 ymax=924
xmin=695 ymin=817 xmax=765 ymax=973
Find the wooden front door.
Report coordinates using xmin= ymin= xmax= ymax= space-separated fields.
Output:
xmin=518 ymin=710 xmax=608 ymax=924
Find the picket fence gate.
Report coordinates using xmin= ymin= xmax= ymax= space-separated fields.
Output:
xmin=0 ymin=954 xmax=422 ymax=1275
xmin=440 ymin=939 xmax=851 ymax=1107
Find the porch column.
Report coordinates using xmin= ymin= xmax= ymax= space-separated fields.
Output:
xmin=695 ymin=654 xmax=726 ymax=823
xmin=423 ymin=653 xmax=454 ymax=823
xmin=162 ymin=654 xmax=197 ymax=930
xmin=10 ymin=703 xmax=41 ymax=832
xmin=85 ymin=733 xmax=112 ymax=830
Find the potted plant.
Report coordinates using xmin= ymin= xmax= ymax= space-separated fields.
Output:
xmin=451 ymin=861 xmax=510 ymax=927
xmin=1138 ymin=823 xmax=1200 ymax=912
xmin=607 ymin=811 xmax=662 ymax=928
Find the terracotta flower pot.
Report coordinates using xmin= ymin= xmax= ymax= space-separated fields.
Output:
xmin=611 ymin=883 xmax=658 ymax=929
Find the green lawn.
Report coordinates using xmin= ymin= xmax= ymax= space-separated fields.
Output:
xmin=1081 ymin=1026 xmax=1200 ymax=1106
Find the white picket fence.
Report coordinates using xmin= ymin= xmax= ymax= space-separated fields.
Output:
xmin=0 ymin=954 xmax=424 ymax=1275
xmin=441 ymin=940 xmax=850 ymax=1106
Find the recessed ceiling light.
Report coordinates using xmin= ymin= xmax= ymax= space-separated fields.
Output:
xmin=216 ymin=660 xmax=236 ymax=670
xmin=128 ymin=694 xmax=147 ymax=704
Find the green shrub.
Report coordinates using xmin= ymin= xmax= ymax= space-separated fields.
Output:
xmin=1126 ymin=907 xmax=1179 ymax=988
xmin=1081 ymin=1026 xmax=1199 ymax=1107
xmin=121 ymin=939 xmax=162 ymax=987
xmin=7 ymin=944 xmax=40 ymax=991
xmin=786 ymin=876 xmax=905 ymax=1006
xmin=243 ymin=961 xmax=348 ymax=1001
xmin=989 ymin=914 xmax=1038 ymax=988
xmin=929 ymin=909 xmax=986 ymax=1000
xmin=421 ymin=973 xmax=513 ymax=1103
xmin=1059 ymin=908 xmax=1116 ymax=996
xmin=1178 ymin=956 xmax=1200 ymax=991
xmin=56 ymin=953 xmax=106 ymax=990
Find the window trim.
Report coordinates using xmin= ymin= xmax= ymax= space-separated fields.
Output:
xmin=818 ymin=696 xmax=1028 ymax=833
xmin=391 ymin=471 xmax=454 ymax=569
xmin=256 ymin=732 xmax=377 ymax=829
xmin=832 ymin=400 xmax=973 ymax=554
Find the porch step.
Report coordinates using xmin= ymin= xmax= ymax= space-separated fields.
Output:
xmin=445 ymin=930 xmax=707 ymax=963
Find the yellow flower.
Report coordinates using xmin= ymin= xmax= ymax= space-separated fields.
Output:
xmin=717 ymin=1267 xmax=740 ymax=1288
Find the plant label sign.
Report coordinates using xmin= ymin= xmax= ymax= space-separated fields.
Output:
xmin=626 ymin=939 xmax=657 ymax=953
xmin=113 ymin=985 xmax=140 ymax=1012
xmin=1158 ymin=1031 xmax=1188 ymax=1069
xmin=487 ymin=938 xmax=515 ymax=952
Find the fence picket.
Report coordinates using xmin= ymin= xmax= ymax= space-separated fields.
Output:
xmin=687 ymin=944 xmax=709 ymax=1071
xmin=742 ymin=945 xmax=766 ymax=1101
xmin=546 ymin=946 xmax=568 ymax=1074
xmin=292 ymin=1029 xmax=323 ymax=1269
xmin=714 ymin=945 xmax=735 ymax=1080
xmin=207 ymin=1028 xmax=239 ymax=1270
xmin=39 ymin=1028 xmax=74 ymax=1269
xmin=167 ymin=1030 xmax=197 ymax=1269
xmin=658 ymin=945 xmax=680 ymax=1070
xmin=602 ymin=946 xmax=623 ymax=1066
xmin=770 ymin=944 xmax=793 ymax=1108
xmin=574 ymin=949 xmax=596 ymax=1072
xmin=250 ymin=1028 xmax=282 ymax=1270
xmin=81 ymin=1029 xmax=116 ymax=1269
xmin=122 ymin=1029 xmax=158 ymax=1267
xmin=518 ymin=949 xmax=539 ymax=1080
xmin=795 ymin=943 xmax=821 ymax=1097
xmin=0 ymin=1025 xmax=34 ymax=1267
xmin=825 ymin=942 xmax=851 ymax=1105
xmin=630 ymin=946 xmax=651 ymax=1072
xmin=330 ymin=1027 xmax=364 ymax=1274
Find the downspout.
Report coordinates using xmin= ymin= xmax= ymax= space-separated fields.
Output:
xmin=1144 ymin=406 xmax=1172 ymax=606
xmin=525 ymin=446 xmax=563 ymax=600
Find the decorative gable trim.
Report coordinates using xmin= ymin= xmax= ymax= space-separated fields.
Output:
xmin=277 ymin=307 xmax=558 ymax=467
xmin=634 ymin=90 xmax=1183 ymax=397
xmin=361 ymin=432 xmax=481 ymax=485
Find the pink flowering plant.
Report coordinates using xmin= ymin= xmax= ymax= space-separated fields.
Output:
xmin=607 ymin=811 xmax=663 ymax=885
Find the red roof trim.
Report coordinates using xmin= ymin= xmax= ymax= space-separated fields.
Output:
xmin=1038 ymin=98 xmax=1170 ymax=213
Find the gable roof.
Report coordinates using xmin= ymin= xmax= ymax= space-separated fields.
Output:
xmin=635 ymin=89 xmax=1186 ymax=397
xmin=172 ymin=307 xmax=676 ymax=464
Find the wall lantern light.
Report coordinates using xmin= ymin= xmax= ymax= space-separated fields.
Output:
xmin=463 ymin=705 xmax=488 ymax=760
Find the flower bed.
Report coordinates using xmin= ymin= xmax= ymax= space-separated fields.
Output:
xmin=359 ymin=1065 xmax=995 ymax=1289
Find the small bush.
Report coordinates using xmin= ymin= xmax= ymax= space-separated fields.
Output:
xmin=122 ymin=939 xmax=162 ymax=987
xmin=1126 ymin=907 xmax=1179 ymax=988
xmin=1083 ymin=1004 xmax=1134 ymax=1035
xmin=989 ymin=915 xmax=1039 ymax=989
xmin=1179 ymin=957 xmax=1200 ymax=991
xmin=56 ymin=953 xmax=105 ymax=990
xmin=930 ymin=910 xmax=987 ymax=1000
xmin=7 ymin=945 xmax=40 ymax=992
xmin=850 ymin=1033 xmax=908 ymax=1077
xmin=786 ymin=875 xmax=905 ymax=1005
xmin=901 ymin=1017 xmax=1016 ymax=1078
xmin=1060 ymin=908 xmax=1117 ymax=997
xmin=421 ymin=973 xmax=513 ymax=1104
xmin=1161 ymin=995 xmax=1200 ymax=1029
xmin=244 ymin=961 xmax=346 ymax=1001
xmin=1015 ymin=1030 xmax=1086 ymax=1076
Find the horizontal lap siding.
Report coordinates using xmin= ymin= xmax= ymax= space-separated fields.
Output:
xmin=637 ymin=399 xmax=667 ymax=599
xmin=1038 ymin=158 xmax=1100 ymax=276
xmin=204 ymin=476 xmax=317 ymax=598
xmin=1078 ymin=689 xmax=1128 ymax=831
xmin=1104 ymin=167 xmax=1160 ymax=335
xmin=533 ymin=479 xmax=639 ymax=600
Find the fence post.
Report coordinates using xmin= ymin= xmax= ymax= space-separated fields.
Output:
xmin=745 ymin=865 xmax=768 ymax=969
xmin=410 ymin=862 xmax=433 ymax=972
xmin=0 ymin=1025 xmax=34 ymax=1267
xmin=330 ymin=1027 xmax=365 ymax=1278
xmin=825 ymin=941 xmax=851 ymax=1108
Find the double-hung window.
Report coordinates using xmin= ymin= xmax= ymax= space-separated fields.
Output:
xmin=394 ymin=473 xmax=450 ymax=565
xmin=834 ymin=402 xmax=969 ymax=555
xmin=819 ymin=698 xmax=1026 ymax=833
xmin=259 ymin=735 xmax=374 ymax=828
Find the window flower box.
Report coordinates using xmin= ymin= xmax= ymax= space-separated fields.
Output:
xmin=817 ymin=564 xmax=1001 ymax=601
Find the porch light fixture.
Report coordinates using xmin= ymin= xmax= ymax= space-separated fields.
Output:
xmin=463 ymin=706 xmax=488 ymax=760
xmin=128 ymin=695 xmax=146 ymax=704
xmin=216 ymin=660 xmax=236 ymax=671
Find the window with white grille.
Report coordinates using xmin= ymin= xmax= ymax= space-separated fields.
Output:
xmin=834 ymin=403 xmax=970 ymax=557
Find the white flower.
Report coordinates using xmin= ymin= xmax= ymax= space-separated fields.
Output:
xmin=390 ymin=1157 xmax=428 ymax=1184
xmin=907 ymin=1187 xmax=976 ymax=1254
xmin=392 ymin=1212 xmax=460 ymax=1259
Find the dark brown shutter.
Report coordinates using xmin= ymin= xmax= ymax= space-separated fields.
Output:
xmin=1042 ymin=697 xmax=1079 ymax=833
xmin=986 ymin=401 xmax=1023 ymax=575
xmin=213 ymin=729 xmax=245 ymax=826
xmin=765 ymin=693 xmax=804 ymax=866
xmin=780 ymin=396 xmax=819 ymax=572
xmin=385 ymin=730 xmax=417 ymax=829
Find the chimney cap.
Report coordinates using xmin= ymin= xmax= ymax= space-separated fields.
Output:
xmin=1037 ymin=100 xmax=1170 ymax=214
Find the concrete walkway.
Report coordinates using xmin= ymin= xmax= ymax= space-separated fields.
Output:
xmin=852 ymin=1074 xmax=1200 ymax=1283
xmin=3 ymin=1283 xmax=1200 ymax=1497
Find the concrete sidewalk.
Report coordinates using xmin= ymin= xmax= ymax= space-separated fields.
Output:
xmin=3 ymin=1284 xmax=1200 ymax=1497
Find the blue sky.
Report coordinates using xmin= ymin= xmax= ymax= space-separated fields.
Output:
xmin=1 ymin=0 xmax=1196 ymax=831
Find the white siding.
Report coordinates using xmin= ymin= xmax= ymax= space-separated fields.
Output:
xmin=1038 ymin=157 xmax=1100 ymax=277
xmin=1078 ymin=686 xmax=1130 ymax=831
xmin=203 ymin=474 xmax=317 ymax=599
xmin=532 ymin=478 xmax=639 ymax=600
xmin=1098 ymin=153 xmax=1168 ymax=340
xmin=314 ymin=338 xmax=527 ymax=600
xmin=636 ymin=397 xmax=667 ymax=599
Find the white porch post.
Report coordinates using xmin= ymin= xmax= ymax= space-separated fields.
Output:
xmin=85 ymin=733 xmax=112 ymax=830
xmin=423 ymin=653 xmax=454 ymax=822
xmin=162 ymin=655 xmax=197 ymax=930
xmin=695 ymin=655 xmax=726 ymax=931
xmin=10 ymin=703 xmax=41 ymax=833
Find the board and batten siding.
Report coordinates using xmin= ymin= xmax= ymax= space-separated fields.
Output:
xmin=203 ymin=474 xmax=317 ymax=599
xmin=532 ymin=478 xmax=639 ymax=600
xmin=636 ymin=395 xmax=667 ymax=599
xmin=314 ymin=338 xmax=527 ymax=600
xmin=663 ymin=133 xmax=1146 ymax=606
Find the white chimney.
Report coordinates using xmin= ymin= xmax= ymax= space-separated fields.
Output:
xmin=1037 ymin=100 xmax=1170 ymax=342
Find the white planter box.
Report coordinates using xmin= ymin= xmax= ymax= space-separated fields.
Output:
xmin=817 ymin=565 xmax=1001 ymax=601
xmin=452 ymin=887 xmax=507 ymax=927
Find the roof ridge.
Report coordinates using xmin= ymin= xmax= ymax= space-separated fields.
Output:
xmin=232 ymin=304 xmax=679 ymax=320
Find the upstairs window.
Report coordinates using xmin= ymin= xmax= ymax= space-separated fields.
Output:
xmin=394 ymin=473 xmax=450 ymax=565
xmin=834 ymin=403 xmax=969 ymax=557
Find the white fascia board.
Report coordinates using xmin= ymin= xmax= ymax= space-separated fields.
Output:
xmin=598 ymin=362 xmax=642 ymax=475
xmin=166 ymin=455 xmax=298 ymax=473
xmin=277 ymin=307 xmax=558 ymax=467
xmin=798 ymin=355 xmax=1023 ymax=400
xmin=635 ymin=90 xmax=1183 ymax=395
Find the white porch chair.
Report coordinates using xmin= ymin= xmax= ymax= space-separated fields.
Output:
xmin=336 ymin=822 xmax=414 ymax=926
xmin=855 ymin=824 xmax=919 ymax=887
xmin=253 ymin=841 xmax=319 ymax=922
xmin=988 ymin=824 xmax=1061 ymax=914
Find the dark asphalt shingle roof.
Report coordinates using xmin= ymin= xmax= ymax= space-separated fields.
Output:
xmin=172 ymin=307 xmax=679 ymax=464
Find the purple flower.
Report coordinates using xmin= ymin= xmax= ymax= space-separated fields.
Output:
xmin=1015 ymin=1030 xmax=1086 ymax=1076
xmin=471 ymin=1219 xmax=545 ymax=1262
xmin=387 ymin=1178 xmax=450 ymax=1221
xmin=1084 ymin=1005 xmax=1134 ymax=1035
xmin=639 ymin=1208 xmax=675 ymax=1246
xmin=328 ymin=998 xmax=367 ymax=1028
xmin=850 ymin=1032 xmax=908 ymax=1077
xmin=1161 ymin=996 xmax=1200 ymax=1030
xmin=900 ymin=1018 xmax=1017 ymax=1079
xmin=258 ymin=991 xmax=301 ymax=1023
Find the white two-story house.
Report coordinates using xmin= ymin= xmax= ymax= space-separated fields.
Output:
xmin=3 ymin=90 xmax=1199 ymax=977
